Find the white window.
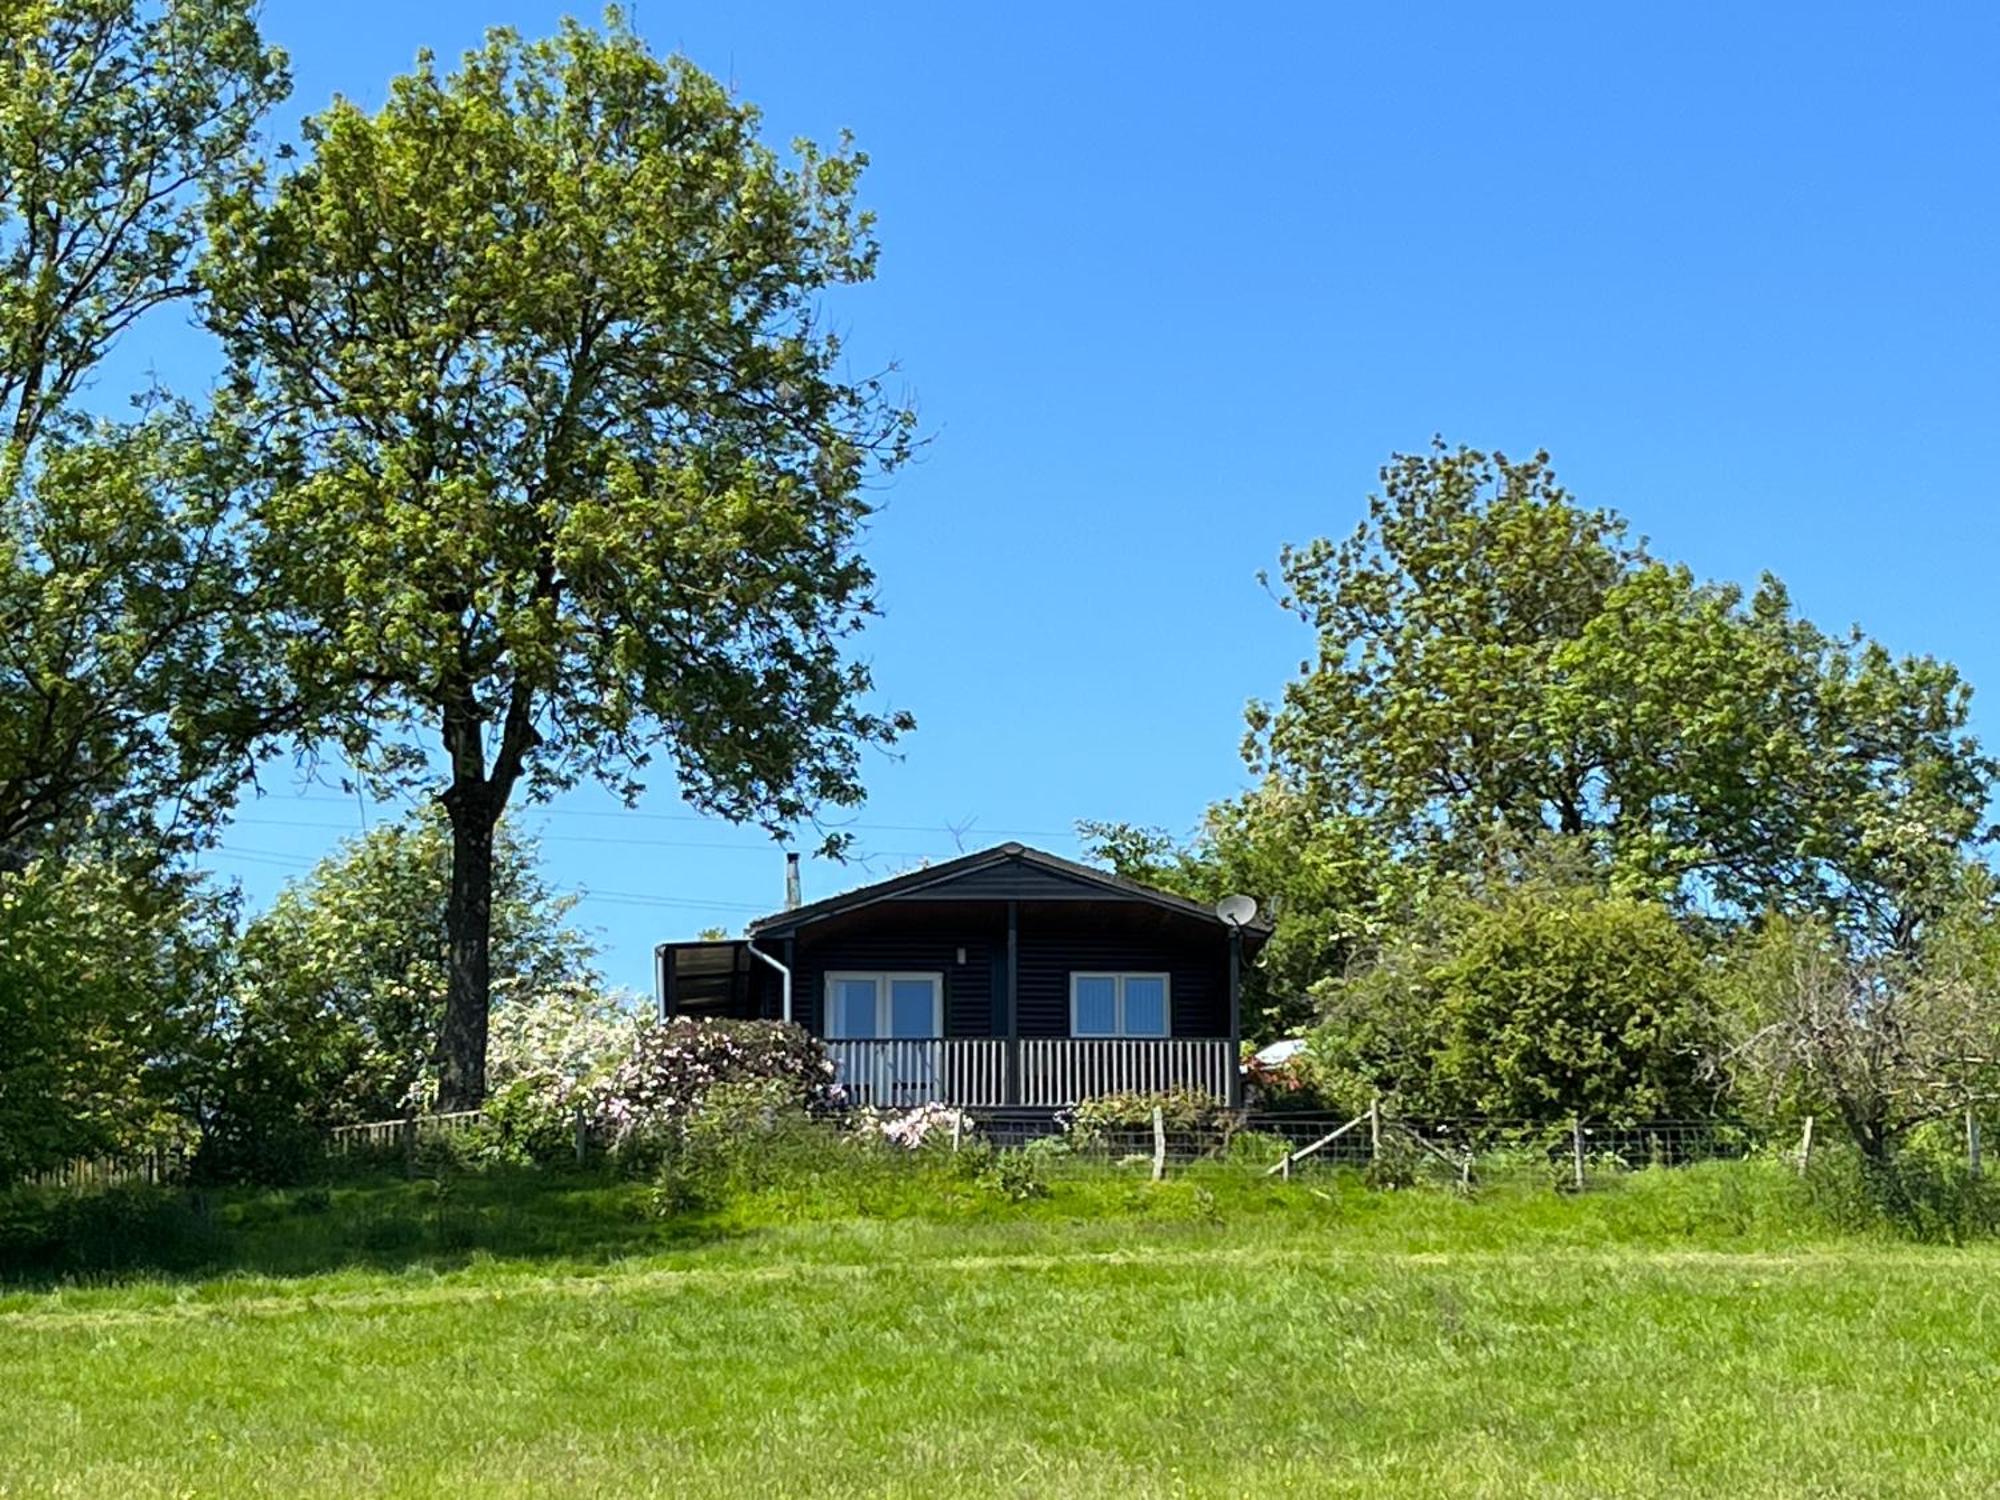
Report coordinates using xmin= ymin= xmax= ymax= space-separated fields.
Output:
xmin=825 ymin=972 xmax=943 ymax=1040
xmin=1069 ymin=973 xmax=1170 ymax=1038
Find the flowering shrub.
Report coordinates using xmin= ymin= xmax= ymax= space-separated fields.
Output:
xmin=489 ymin=981 xmax=640 ymax=1096
xmin=860 ymin=1101 xmax=974 ymax=1151
xmin=1243 ymin=1048 xmax=1336 ymax=1112
xmin=440 ymin=984 xmax=641 ymax=1166
xmin=592 ymin=1018 xmax=835 ymax=1156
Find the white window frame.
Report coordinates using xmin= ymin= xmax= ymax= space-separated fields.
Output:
xmin=1069 ymin=972 xmax=1172 ymax=1038
xmin=824 ymin=971 xmax=944 ymax=1040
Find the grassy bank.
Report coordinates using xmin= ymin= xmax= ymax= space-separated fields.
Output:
xmin=4 ymin=1161 xmax=2000 ymax=1496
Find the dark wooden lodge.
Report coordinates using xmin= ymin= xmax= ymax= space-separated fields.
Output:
xmin=656 ymin=843 xmax=1268 ymax=1109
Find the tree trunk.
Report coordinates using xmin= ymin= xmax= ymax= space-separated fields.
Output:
xmin=436 ymin=789 xmax=500 ymax=1111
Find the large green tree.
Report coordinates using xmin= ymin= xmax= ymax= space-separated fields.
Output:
xmin=1250 ymin=443 xmax=1991 ymax=950
xmin=202 ymin=17 xmax=915 ymax=1107
xmin=0 ymin=0 xmax=290 ymax=858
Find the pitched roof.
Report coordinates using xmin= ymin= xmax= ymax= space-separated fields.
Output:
xmin=746 ymin=841 xmax=1270 ymax=939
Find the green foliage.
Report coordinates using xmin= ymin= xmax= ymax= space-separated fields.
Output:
xmin=649 ymin=1080 xmax=856 ymax=1216
xmin=0 ymin=1183 xmax=220 ymax=1278
xmin=1246 ymin=442 xmax=1991 ymax=952
xmin=1 ymin=1 xmax=292 ymax=856
xmin=0 ymin=0 xmax=287 ymax=461
xmin=976 ymin=1148 xmax=1051 ymax=1202
xmin=1069 ymin=1086 xmax=1230 ymax=1155
xmin=1311 ymin=874 xmax=1717 ymax=1122
xmin=1083 ymin=789 xmax=1389 ymax=1040
xmin=1713 ymin=886 xmax=2000 ymax=1167
xmin=201 ymin=13 xmax=917 ymax=1107
xmin=201 ymin=810 xmax=598 ymax=1181
xmin=0 ymin=855 xmax=225 ymax=1182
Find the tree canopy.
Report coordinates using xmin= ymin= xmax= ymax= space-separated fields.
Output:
xmin=0 ymin=852 xmax=227 ymax=1181
xmin=1093 ymin=443 xmax=1994 ymax=1043
xmin=0 ymin=0 xmax=292 ymax=859
xmin=1249 ymin=443 xmax=1992 ymax=949
xmin=201 ymin=15 xmax=916 ymax=1106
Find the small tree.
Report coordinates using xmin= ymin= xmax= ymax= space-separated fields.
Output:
xmin=203 ymin=16 xmax=915 ymax=1108
xmin=1719 ymin=902 xmax=2000 ymax=1169
xmin=220 ymin=809 xmax=597 ymax=1136
xmin=0 ymin=853 xmax=226 ymax=1182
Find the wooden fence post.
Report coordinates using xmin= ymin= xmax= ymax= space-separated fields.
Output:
xmin=1369 ymin=1096 xmax=1382 ymax=1162
xmin=1798 ymin=1115 xmax=1815 ymax=1178
xmin=1151 ymin=1106 xmax=1167 ymax=1182
xmin=1969 ymin=1109 xmax=1982 ymax=1181
xmin=951 ymin=1110 xmax=964 ymax=1155
xmin=573 ymin=1100 xmax=588 ymax=1167
xmin=1571 ymin=1115 xmax=1586 ymax=1192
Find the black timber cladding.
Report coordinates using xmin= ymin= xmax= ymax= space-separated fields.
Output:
xmin=1014 ymin=907 xmax=1227 ymax=1038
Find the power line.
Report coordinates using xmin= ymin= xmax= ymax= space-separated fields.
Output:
xmin=219 ymin=815 xmax=1076 ymax=863
xmin=252 ymin=791 xmax=1081 ymax=841
xmin=195 ymin=844 xmax=768 ymax=914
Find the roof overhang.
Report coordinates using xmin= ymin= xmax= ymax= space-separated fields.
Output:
xmin=746 ymin=841 xmax=1272 ymax=949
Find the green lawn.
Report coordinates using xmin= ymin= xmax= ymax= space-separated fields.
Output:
xmin=3 ymin=1165 xmax=1998 ymax=1497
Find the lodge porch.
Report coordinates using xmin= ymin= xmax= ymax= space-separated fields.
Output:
xmin=821 ymin=1036 xmax=1237 ymax=1110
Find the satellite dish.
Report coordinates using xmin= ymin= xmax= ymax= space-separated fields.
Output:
xmin=1215 ymin=893 xmax=1258 ymax=928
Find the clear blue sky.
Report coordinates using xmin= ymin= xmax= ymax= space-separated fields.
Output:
xmin=187 ymin=1 xmax=2000 ymax=995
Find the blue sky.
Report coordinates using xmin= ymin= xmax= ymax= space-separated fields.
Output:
xmin=181 ymin=1 xmax=2000 ymax=995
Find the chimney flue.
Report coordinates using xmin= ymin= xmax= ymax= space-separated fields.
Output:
xmin=784 ymin=851 xmax=802 ymax=911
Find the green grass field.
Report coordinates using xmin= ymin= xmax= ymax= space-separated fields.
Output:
xmin=4 ymin=1163 xmax=1999 ymax=1497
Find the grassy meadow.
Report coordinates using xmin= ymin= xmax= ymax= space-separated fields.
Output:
xmin=3 ymin=1161 xmax=1999 ymax=1498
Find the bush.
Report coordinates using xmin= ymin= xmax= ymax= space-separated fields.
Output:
xmin=463 ymin=1076 xmax=583 ymax=1168
xmin=978 ymin=1149 xmax=1050 ymax=1202
xmin=595 ymin=1018 xmax=835 ymax=1166
xmin=1311 ymin=880 xmax=1718 ymax=1122
xmin=1801 ymin=1123 xmax=2000 ymax=1243
xmin=1070 ymin=1087 xmax=1231 ymax=1156
xmin=0 ymin=1186 xmax=221 ymax=1279
xmin=194 ymin=1102 xmax=327 ymax=1187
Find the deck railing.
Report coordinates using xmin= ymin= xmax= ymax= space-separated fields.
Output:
xmin=826 ymin=1037 xmax=1234 ymax=1109
xmin=826 ymin=1039 xmax=1010 ymax=1109
xmin=1020 ymin=1038 xmax=1234 ymax=1107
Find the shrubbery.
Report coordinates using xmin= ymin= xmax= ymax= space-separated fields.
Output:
xmin=1308 ymin=878 xmax=1718 ymax=1123
xmin=592 ymin=1018 xmax=836 ymax=1163
xmin=1069 ymin=1086 xmax=1230 ymax=1153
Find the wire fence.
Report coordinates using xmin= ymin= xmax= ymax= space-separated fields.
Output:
xmin=956 ymin=1106 xmax=1766 ymax=1186
xmin=26 ymin=1101 xmax=1982 ymax=1195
